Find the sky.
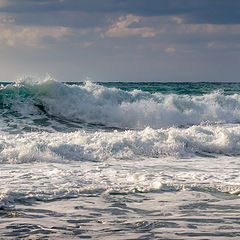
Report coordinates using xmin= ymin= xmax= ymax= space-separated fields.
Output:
xmin=0 ymin=0 xmax=239 ymax=82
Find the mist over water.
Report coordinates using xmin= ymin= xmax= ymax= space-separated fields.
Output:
xmin=0 ymin=76 xmax=240 ymax=239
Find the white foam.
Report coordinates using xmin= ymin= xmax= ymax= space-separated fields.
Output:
xmin=38 ymin=80 xmax=240 ymax=129
xmin=1 ymin=124 xmax=240 ymax=163
xmin=3 ymin=77 xmax=240 ymax=129
xmin=1 ymin=77 xmax=240 ymax=206
xmin=0 ymin=153 xmax=239 ymax=208
xmin=1 ymin=124 xmax=240 ymax=206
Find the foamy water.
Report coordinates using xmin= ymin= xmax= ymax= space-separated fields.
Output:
xmin=0 ymin=77 xmax=240 ymax=239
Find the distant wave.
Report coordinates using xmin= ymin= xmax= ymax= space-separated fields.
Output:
xmin=1 ymin=76 xmax=240 ymax=129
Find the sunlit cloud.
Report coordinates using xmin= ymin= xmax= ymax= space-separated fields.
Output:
xmin=207 ymin=42 xmax=215 ymax=48
xmin=0 ymin=14 xmax=15 ymax=23
xmin=105 ymin=15 xmax=156 ymax=38
xmin=0 ymin=25 xmax=71 ymax=47
xmin=165 ymin=47 xmax=176 ymax=53
xmin=83 ymin=41 xmax=93 ymax=47
xmin=171 ymin=16 xmax=183 ymax=24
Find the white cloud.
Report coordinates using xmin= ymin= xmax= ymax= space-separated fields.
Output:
xmin=0 ymin=15 xmax=15 ymax=24
xmin=83 ymin=41 xmax=93 ymax=47
xmin=172 ymin=16 xmax=183 ymax=24
xmin=165 ymin=47 xmax=176 ymax=53
xmin=207 ymin=42 xmax=215 ymax=48
xmin=0 ymin=25 xmax=71 ymax=47
xmin=105 ymin=14 xmax=156 ymax=38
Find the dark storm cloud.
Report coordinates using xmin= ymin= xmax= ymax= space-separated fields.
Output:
xmin=182 ymin=0 xmax=240 ymax=24
xmin=0 ymin=0 xmax=120 ymax=28
xmin=123 ymin=0 xmax=240 ymax=24
xmin=0 ymin=0 xmax=239 ymax=27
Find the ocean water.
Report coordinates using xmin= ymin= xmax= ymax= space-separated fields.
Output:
xmin=0 ymin=77 xmax=240 ymax=239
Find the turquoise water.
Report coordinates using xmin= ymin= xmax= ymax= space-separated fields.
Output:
xmin=70 ymin=81 xmax=240 ymax=95
xmin=0 ymin=77 xmax=240 ymax=239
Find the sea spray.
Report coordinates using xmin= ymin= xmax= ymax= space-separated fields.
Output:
xmin=1 ymin=77 xmax=240 ymax=129
xmin=1 ymin=124 xmax=240 ymax=164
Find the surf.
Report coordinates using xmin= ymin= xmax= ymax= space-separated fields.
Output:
xmin=1 ymin=76 xmax=240 ymax=130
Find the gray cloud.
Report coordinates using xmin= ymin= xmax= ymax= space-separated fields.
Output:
xmin=11 ymin=11 xmax=107 ymax=28
xmin=0 ymin=0 xmax=239 ymax=82
xmin=0 ymin=0 xmax=239 ymax=28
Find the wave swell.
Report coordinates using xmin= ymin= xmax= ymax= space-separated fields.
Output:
xmin=1 ymin=77 xmax=240 ymax=129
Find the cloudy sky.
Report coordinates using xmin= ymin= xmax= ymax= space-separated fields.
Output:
xmin=0 ymin=0 xmax=239 ymax=82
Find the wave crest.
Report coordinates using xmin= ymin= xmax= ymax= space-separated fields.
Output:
xmin=1 ymin=76 xmax=240 ymax=129
xmin=1 ymin=125 xmax=240 ymax=163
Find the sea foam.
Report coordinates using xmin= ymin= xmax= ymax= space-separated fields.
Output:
xmin=1 ymin=77 xmax=240 ymax=162
xmin=1 ymin=77 xmax=240 ymax=129
xmin=1 ymin=124 xmax=240 ymax=163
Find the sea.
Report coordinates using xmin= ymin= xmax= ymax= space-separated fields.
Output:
xmin=0 ymin=76 xmax=240 ymax=239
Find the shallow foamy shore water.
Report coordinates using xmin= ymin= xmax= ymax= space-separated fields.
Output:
xmin=2 ymin=190 xmax=240 ymax=240
xmin=1 ymin=157 xmax=240 ymax=239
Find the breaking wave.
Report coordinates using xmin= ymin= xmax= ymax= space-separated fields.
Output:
xmin=1 ymin=124 xmax=240 ymax=163
xmin=1 ymin=76 xmax=240 ymax=129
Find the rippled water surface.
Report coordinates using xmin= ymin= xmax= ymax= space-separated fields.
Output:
xmin=1 ymin=187 xmax=240 ymax=239
xmin=1 ymin=158 xmax=240 ymax=239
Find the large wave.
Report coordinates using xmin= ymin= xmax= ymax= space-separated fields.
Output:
xmin=1 ymin=76 xmax=240 ymax=129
